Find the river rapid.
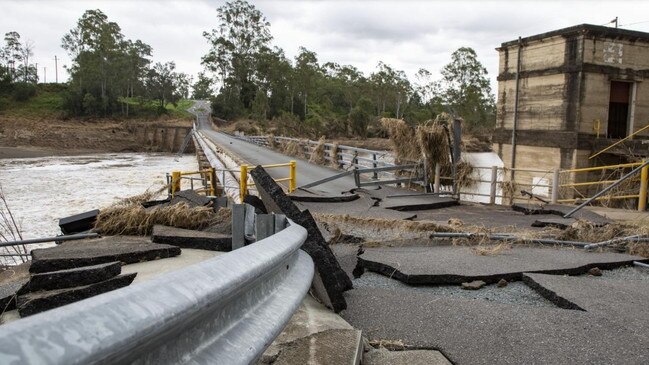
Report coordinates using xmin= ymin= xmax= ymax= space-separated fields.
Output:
xmin=0 ymin=153 xmax=197 ymax=257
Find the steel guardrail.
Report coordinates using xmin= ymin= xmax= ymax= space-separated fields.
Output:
xmin=0 ymin=222 xmax=314 ymax=365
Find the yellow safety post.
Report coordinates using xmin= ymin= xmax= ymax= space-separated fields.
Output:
xmin=171 ymin=171 xmax=181 ymax=197
xmin=209 ymin=167 xmax=216 ymax=197
xmin=240 ymin=165 xmax=248 ymax=202
xmin=289 ymin=160 xmax=296 ymax=193
xmin=639 ymin=160 xmax=648 ymax=211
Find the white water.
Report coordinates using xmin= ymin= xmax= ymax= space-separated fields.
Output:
xmin=0 ymin=153 xmax=197 ymax=253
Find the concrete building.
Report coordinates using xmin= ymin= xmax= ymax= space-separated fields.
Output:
xmin=494 ymin=24 xmax=649 ymax=177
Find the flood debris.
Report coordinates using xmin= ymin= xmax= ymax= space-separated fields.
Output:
xmin=250 ymin=166 xmax=351 ymax=312
xmin=59 ymin=209 xmax=99 ymax=235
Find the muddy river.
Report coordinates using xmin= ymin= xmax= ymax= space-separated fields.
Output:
xmin=0 ymin=153 xmax=197 ymax=258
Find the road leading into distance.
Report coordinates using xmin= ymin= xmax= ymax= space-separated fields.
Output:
xmin=197 ymin=121 xmax=358 ymax=195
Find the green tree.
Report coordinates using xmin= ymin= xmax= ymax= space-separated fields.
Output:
xmin=202 ymin=0 xmax=272 ymax=110
xmin=145 ymin=61 xmax=185 ymax=110
xmin=62 ymin=9 xmax=153 ymax=116
xmin=440 ymin=47 xmax=495 ymax=128
xmin=192 ymin=72 xmax=213 ymax=99
xmin=293 ymin=47 xmax=321 ymax=119
xmin=349 ymin=97 xmax=373 ymax=137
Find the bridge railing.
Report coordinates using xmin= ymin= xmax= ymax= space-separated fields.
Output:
xmin=0 ymin=221 xmax=314 ymax=365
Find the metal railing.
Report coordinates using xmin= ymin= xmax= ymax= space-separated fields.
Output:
xmin=0 ymin=221 xmax=314 ymax=365
xmin=240 ymin=161 xmax=296 ymax=202
xmin=168 ymin=168 xmax=218 ymax=197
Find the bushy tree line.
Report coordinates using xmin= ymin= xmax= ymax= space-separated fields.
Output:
xmin=61 ymin=9 xmax=190 ymax=117
xmin=201 ymin=0 xmax=496 ymax=137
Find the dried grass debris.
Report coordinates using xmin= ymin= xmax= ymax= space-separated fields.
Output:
xmin=95 ymin=202 xmax=231 ymax=236
xmin=309 ymin=136 xmax=326 ymax=164
xmin=282 ymin=140 xmax=305 ymax=158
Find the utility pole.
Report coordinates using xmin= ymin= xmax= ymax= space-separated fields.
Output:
xmin=54 ymin=56 xmax=58 ymax=83
xmin=44 ymin=67 xmax=46 ymax=83
xmin=613 ymin=16 xmax=619 ymax=28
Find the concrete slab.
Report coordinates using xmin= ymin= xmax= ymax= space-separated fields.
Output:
xmin=523 ymin=273 xmax=649 ymax=327
xmin=382 ymin=195 xmax=458 ymax=212
xmin=512 ymin=203 xmax=611 ymax=225
xmin=259 ymin=295 xmax=355 ymax=364
xmin=0 ymin=264 xmax=30 ymax=314
xmin=342 ymin=286 xmax=649 ymax=365
xmin=0 ymin=279 xmax=28 ymax=312
xmin=270 ymin=329 xmax=362 ymax=365
xmin=26 ymin=262 xmax=121 ymax=292
xmin=17 ymin=273 xmax=137 ymax=317
xmin=151 ymin=225 xmax=231 ymax=251
xmin=290 ymin=188 xmax=359 ymax=203
xmin=358 ymin=245 xmax=647 ymax=285
xmin=30 ymin=236 xmax=181 ymax=273
xmin=531 ymin=217 xmax=576 ymax=229
xmin=354 ymin=187 xmax=458 ymax=211
xmin=363 ymin=347 xmax=451 ymax=365
xmin=297 ymin=197 xmax=417 ymax=221
xmin=168 ymin=190 xmax=211 ymax=207
xmin=121 ymin=248 xmax=223 ymax=284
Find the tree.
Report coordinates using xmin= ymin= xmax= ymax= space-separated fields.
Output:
xmin=293 ymin=47 xmax=320 ymax=118
xmin=2 ymin=32 xmax=23 ymax=82
xmin=440 ymin=47 xmax=495 ymax=128
xmin=146 ymin=61 xmax=185 ymax=110
xmin=349 ymin=97 xmax=373 ymax=137
xmin=62 ymin=9 xmax=153 ymax=116
xmin=202 ymin=0 xmax=272 ymax=109
xmin=192 ymin=72 xmax=213 ymax=99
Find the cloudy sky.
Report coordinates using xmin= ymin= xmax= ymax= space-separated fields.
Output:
xmin=3 ymin=0 xmax=649 ymax=91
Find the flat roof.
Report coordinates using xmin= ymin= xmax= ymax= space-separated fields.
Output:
xmin=500 ymin=24 xmax=649 ymax=48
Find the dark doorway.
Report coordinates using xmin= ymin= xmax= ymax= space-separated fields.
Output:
xmin=607 ymin=81 xmax=631 ymax=139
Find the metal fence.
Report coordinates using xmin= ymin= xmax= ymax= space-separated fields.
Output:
xmin=0 ymin=221 xmax=314 ymax=365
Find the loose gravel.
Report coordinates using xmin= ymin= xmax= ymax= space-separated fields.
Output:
xmin=353 ymin=272 xmax=557 ymax=308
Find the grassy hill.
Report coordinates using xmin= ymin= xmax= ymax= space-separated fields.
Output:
xmin=0 ymin=84 xmax=193 ymax=119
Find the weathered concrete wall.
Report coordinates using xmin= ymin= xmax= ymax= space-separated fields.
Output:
xmin=132 ymin=126 xmax=194 ymax=153
xmin=583 ymin=37 xmax=649 ymax=69
xmin=498 ymin=73 xmax=566 ymax=130
xmin=498 ymin=35 xmax=567 ymax=75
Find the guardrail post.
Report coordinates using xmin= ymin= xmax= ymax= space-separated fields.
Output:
xmin=256 ymin=214 xmax=274 ymax=241
xmin=434 ymin=163 xmax=441 ymax=193
xmin=372 ymin=154 xmax=378 ymax=179
xmin=639 ymin=160 xmax=648 ymax=211
xmin=551 ymin=168 xmax=560 ymax=204
xmin=171 ymin=171 xmax=181 ymax=197
xmin=232 ymin=204 xmax=245 ymax=250
xmin=489 ymin=166 xmax=498 ymax=205
xmin=240 ymin=165 xmax=248 ymax=202
xmin=289 ymin=160 xmax=297 ymax=193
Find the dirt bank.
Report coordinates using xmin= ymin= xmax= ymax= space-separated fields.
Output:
xmin=0 ymin=116 xmax=192 ymax=157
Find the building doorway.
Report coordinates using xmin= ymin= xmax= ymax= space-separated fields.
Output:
xmin=607 ymin=81 xmax=631 ymax=139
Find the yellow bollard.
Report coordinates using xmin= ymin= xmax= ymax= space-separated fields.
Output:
xmin=240 ymin=165 xmax=248 ymax=202
xmin=639 ymin=160 xmax=648 ymax=211
xmin=289 ymin=160 xmax=296 ymax=193
xmin=171 ymin=171 xmax=181 ymax=197
xmin=209 ymin=167 xmax=216 ymax=197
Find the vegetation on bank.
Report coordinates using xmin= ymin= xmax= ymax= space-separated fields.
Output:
xmin=201 ymin=0 xmax=496 ymax=139
xmin=2 ymin=1 xmax=495 ymax=140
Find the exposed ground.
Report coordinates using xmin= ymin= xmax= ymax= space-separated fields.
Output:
xmin=0 ymin=116 xmax=192 ymax=157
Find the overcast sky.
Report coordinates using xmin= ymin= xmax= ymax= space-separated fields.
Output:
xmin=3 ymin=0 xmax=649 ymax=91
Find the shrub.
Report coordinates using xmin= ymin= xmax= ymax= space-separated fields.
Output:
xmin=11 ymin=82 xmax=36 ymax=101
